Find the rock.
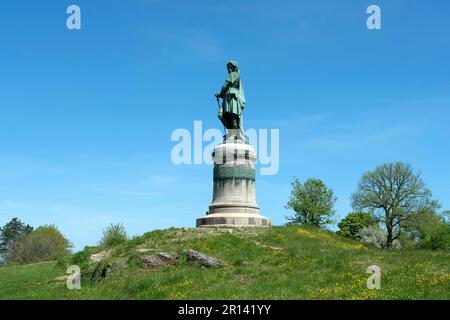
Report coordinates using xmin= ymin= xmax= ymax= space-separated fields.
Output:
xmin=139 ymin=252 xmax=177 ymax=269
xmin=158 ymin=252 xmax=177 ymax=263
xmin=184 ymin=249 xmax=226 ymax=268
xmin=90 ymin=250 xmax=111 ymax=262
xmin=136 ymin=248 xmax=153 ymax=253
xmin=139 ymin=256 xmax=165 ymax=268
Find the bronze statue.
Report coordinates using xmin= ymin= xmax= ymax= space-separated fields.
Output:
xmin=215 ymin=61 xmax=246 ymax=131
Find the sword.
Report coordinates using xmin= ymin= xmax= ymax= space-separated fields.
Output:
xmin=216 ymin=96 xmax=226 ymax=134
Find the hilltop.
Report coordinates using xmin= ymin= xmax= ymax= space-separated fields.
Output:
xmin=0 ymin=226 xmax=449 ymax=299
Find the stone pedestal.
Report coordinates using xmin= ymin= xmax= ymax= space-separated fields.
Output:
xmin=196 ymin=131 xmax=271 ymax=227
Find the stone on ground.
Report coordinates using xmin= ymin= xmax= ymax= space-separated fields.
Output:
xmin=184 ymin=249 xmax=226 ymax=268
xmin=139 ymin=252 xmax=177 ymax=269
xmin=90 ymin=250 xmax=111 ymax=262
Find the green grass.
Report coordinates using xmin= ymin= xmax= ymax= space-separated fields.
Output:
xmin=0 ymin=226 xmax=449 ymax=300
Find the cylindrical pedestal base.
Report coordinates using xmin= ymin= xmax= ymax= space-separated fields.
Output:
xmin=196 ymin=134 xmax=271 ymax=228
xmin=196 ymin=213 xmax=272 ymax=227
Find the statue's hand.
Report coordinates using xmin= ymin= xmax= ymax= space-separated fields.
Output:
xmin=215 ymin=92 xmax=220 ymax=98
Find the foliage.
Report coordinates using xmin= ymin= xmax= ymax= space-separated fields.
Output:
xmin=286 ymin=178 xmax=337 ymax=227
xmin=337 ymin=212 xmax=377 ymax=240
xmin=5 ymin=225 xmax=71 ymax=265
xmin=99 ymin=223 xmax=128 ymax=248
xmin=358 ymin=225 xmax=401 ymax=249
xmin=358 ymin=225 xmax=386 ymax=249
xmin=0 ymin=218 xmax=33 ymax=259
xmin=70 ymin=246 xmax=97 ymax=266
xmin=352 ymin=162 xmax=440 ymax=249
xmin=403 ymin=210 xmax=450 ymax=250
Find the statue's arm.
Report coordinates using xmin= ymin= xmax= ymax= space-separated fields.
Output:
xmin=216 ymin=80 xmax=231 ymax=98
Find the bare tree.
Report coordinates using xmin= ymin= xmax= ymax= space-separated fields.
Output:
xmin=351 ymin=162 xmax=440 ymax=248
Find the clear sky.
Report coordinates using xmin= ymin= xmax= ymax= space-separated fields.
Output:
xmin=1 ymin=1 xmax=449 ymax=251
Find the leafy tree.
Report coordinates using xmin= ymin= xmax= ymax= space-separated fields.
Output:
xmin=352 ymin=162 xmax=440 ymax=249
xmin=403 ymin=210 xmax=450 ymax=250
xmin=5 ymin=225 xmax=71 ymax=265
xmin=0 ymin=218 xmax=33 ymax=259
xmin=359 ymin=225 xmax=401 ymax=249
xmin=99 ymin=223 xmax=128 ymax=247
xmin=286 ymin=178 xmax=337 ymax=227
xmin=337 ymin=212 xmax=376 ymax=240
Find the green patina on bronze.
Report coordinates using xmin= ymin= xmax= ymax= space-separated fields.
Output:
xmin=215 ymin=60 xmax=246 ymax=130
xmin=214 ymin=166 xmax=255 ymax=181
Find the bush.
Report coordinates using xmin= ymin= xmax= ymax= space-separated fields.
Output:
xmin=419 ymin=222 xmax=449 ymax=250
xmin=403 ymin=211 xmax=450 ymax=250
xmin=70 ymin=246 xmax=97 ymax=266
xmin=5 ymin=225 xmax=72 ymax=265
xmin=285 ymin=178 xmax=337 ymax=228
xmin=358 ymin=225 xmax=401 ymax=249
xmin=99 ymin=223 xmax=128 ymax=248
xmin=0 ymin=218 xmax=33 ymax=259
xmin=337 ymin=212 xmax=376 ymax=240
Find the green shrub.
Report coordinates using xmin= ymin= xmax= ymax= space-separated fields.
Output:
xmin=99 ymin=223 xmax=128 ymax=248
xmin=403 ymin=211 xmax=450 ymax=250
xmin=285 ymin=178 xmax=337 ymax=228
xmin=70 ymin=246 xmax=97 ymax=266
xmin=0 ymin=218 xmax=33 ymax=260
xmin=5 ymin=225 xmax=71 ymax=265
xmin=337 ymin=212 xmax=376 ymax=240
xmin=55 ymin=254 xmax=71 ymax=270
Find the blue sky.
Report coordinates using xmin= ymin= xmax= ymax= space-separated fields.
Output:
xmin=1 ymin=0 xmax=449 ymax=251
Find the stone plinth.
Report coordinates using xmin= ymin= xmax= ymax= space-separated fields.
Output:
xmin=196 ymin=133 xmax=271 ymax=227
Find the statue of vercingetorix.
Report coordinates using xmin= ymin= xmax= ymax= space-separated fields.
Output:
xmin=215 ymin=60 xmax=246 ymax=131
xmin=196 ymin=60 xmax=271 ymax=228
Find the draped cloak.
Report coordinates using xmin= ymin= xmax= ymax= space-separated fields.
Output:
xmin=217 ymin=61 xmax=246 ymax=129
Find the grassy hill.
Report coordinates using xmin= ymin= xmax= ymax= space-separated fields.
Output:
xmin=0 ymin=226 xmax=449 ymax=300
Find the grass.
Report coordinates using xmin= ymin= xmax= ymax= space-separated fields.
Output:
xmin=0 ymin=226 xmax=449 ymax=300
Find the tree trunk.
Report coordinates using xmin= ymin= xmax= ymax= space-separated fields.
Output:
xmin=386 ymin=230 xmax=393 ymax=249
xmin=385 ymin=209 xmax=393 ymax=249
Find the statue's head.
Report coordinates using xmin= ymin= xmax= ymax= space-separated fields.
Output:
xmin=227 ymin=60 xmax=239 ymax=73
